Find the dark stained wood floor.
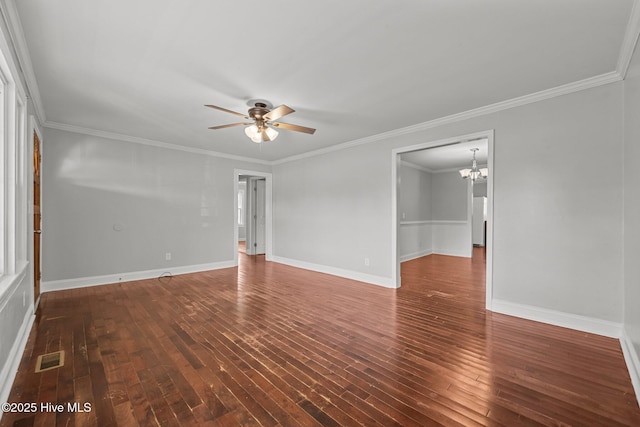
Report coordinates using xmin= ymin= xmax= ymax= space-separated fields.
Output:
xmin=2 ymin=248 xmax=640 ymax=426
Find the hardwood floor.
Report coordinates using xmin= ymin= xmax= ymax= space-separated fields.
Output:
xmin=2 ymin=249 xmax=639 ymax=426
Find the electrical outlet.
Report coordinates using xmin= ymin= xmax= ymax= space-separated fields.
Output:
xmin=364 ymin=257 xmax=370 ymax=266
xmin=165 ymin=252 xmax=172 ymax=261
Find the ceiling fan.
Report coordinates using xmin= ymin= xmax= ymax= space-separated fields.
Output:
xmin=205 ymin=100 xmax=316 ymax=143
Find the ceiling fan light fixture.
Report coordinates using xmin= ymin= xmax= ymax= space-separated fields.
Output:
xmin=244 ymin=124 xmax=278 ymax=143
xmin=265 ymin=126 xmax=278 ymax=141
xmin=207 ymin=101 xmax=314 ymax=142
xmin=245 ymin=124 xmax=260 ymax=140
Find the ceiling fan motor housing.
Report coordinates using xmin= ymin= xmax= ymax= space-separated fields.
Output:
xmin=249 ymin=102 xmax=269 ymax=121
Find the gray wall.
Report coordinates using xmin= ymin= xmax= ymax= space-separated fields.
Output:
xmin=431 ymin=171 xmax=468 ymax=221
xmin=473 ymin=181 xmax=487 ymax=197
xmin=624 ymin=40 xmax=640 ymax=374
xmin=398 ymin=162 xmax=431 ymax=221
xmin=274 ymin=82 xmax=624 ymax=322
xmin=273 ymin=145 xmax=390 ymax=280
xmin=41 ymin=128 xmax=270 ymax=282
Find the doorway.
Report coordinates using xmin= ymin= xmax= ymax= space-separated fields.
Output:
xmin=246 ymin=177 xmax=266 ymax=255
xmin=233 ymin=169 xmax=273 ymax=264
xmin=33 ymin=130 xmax=42 ymax=305
xmin=391 ymin=130 xmax=494 ymax=309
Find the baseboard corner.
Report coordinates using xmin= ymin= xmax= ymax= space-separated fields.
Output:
xmin=271 ymin=256 xmax=395 ymax=288
xmin=620 ymin=329 xmax=640 ymax=407
xmin=490 ymin=299 xmax=622 ymax=338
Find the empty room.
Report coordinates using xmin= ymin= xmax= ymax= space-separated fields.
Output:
xmin=1 ymin=0 xmax=640 ymax=426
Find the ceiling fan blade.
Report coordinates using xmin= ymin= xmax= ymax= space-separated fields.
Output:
xmin=208 ymin=122 xmax=252 ymax=130
xmin=271 ymin=122 xmax=316 ymax=134
xmin=264 ymin=104 xmax=294 ymax=121
xmin=205 ymin=104 xmax=249 ymax=119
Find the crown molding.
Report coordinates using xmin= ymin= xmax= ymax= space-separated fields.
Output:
xmin=5 ymin=0 xmax=636 ymax=164
xmin=274 ymin=71 xmax=623 ymax=165
xmin=0 ymin=0 xmax=45 ymax=124
xmin=618 ymin=0 xmax=640 ymax=79
xmin=43 ymin=121 xmax=272 ymax=165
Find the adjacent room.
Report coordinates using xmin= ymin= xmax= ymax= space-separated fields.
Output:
xmin=1 ymin=0 xmax=640 ymax=425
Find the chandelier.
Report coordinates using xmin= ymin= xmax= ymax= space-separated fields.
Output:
xmin=459 ymin=148 xmax=488 ymax=182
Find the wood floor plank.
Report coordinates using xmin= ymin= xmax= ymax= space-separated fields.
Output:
xmin=2 ymin=248 xmax=640 ymax=426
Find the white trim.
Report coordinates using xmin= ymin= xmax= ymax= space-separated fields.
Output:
xmin=391 ymin=129 xmax=494 ymax=298
xmin=621 ymin=329 xmax=640 ymax=406
xmin=28 ymin=115 xmax=42 ymax=307
xmin=618 ymin=0 xmax=640 ymax=80
xmin=272 ymin=256 xmax=394 ymax=289
xmin=33 ymin=71 xmax=621 ymax=170
xmin=233 ymin=169 xmax=273 ymax=263
xmin=491 ymin=299 xmax=623 ymax=339
xmin=0 ymin=262 xmax=25 ymax=319
xmin=40 ymin=261 xmax=235 ymax=293
xmin=0 ymin=305 xmax=34 ymax=410
xmin=485 ymin=134 xmax=494 ymax=309
xmin=276 ymin=73 xmax=621 ymax=165
xmin=431 ymin=249 xmax=470 ymax=258
xmin=0 ymin=0 xmax=45 ymax=124
xmin=0 ymin=0 xmax=636 ymax=168
xmin=400 ymin=250 xmax=433 ymax=263
xmin=44 ymin=121 xmax=272 ymax=165
xmin=431 ymin=220 xmax=469 ymax=225
xmin=400 ymin=220 xmax=431 ymax=225
xmin=400 ymin=220 xmax=468 ymax=225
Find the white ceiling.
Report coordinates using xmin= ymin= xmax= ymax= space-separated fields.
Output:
xmin=402 ymin=139 xmax=488 ymax=172
xmin=10 ymin=0 xmax=636 ymax=162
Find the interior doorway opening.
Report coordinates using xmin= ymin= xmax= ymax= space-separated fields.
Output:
xmin=233 ymin=169 xmax=273 ymax=265
xmin=245 ymin=177 xmax=266 ymax=255
xmin=391 ymin=130 xmax=494 ymax=309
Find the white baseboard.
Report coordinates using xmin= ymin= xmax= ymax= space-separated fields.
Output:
xmin=400 ymin=250 xmax=433 ymax=263
xmin=271 ymin=256 xmax=395 ymax=288
xmin=491 ymin=299 xmax=623 ymax=338
xmin=41 ymin=260 xmax=236 ymax=293
xmin=432 ymin=248 xmax=472 ymax=258
xmin=621 ymin=329 xmax=640 ymax=407
xmin=0 ymin=307 xmax=34 ymax=410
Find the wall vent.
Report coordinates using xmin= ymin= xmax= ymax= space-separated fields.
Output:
xmin=35 ymin=350 xmax=64 ymax=373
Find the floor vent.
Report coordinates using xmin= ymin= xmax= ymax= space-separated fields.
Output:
xmin=35 ymin=350 xmax=64 ymax=373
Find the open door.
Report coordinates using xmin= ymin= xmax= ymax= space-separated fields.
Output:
xmin=33 ymin=132 xmax=42 ymax=305
xmin=255 ymin=179 xmax=266 ymax=254
xmin=246 ymin=177 xmax=266 ymax=255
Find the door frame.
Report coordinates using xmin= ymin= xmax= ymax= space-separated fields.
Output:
xmin=391 ymin=129 xmax=494 ymax=309
xmin=233 ymin=169 xmax=273 ymax=264
xmin=246 ymin=177 xmax=266 ymax=255
xmin=29 ymin=115 xmax=43 ymax=309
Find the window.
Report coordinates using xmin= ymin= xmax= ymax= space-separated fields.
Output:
xmin=0 ymin=30 xmax=28 ymax=288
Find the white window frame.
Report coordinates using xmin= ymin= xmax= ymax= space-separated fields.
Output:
xmin=0 ymin=25 xmax=29 ymax=295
